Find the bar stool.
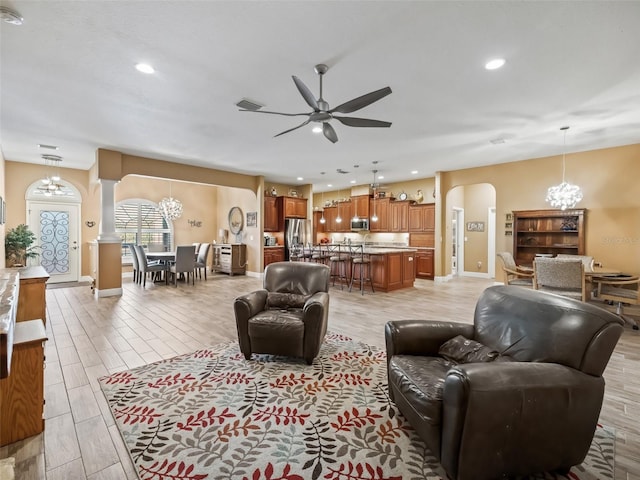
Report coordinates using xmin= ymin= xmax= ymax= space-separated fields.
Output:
xmin=328 ymin=245 xmax=349 ymax=289
xmin=349 ymin=246 xmax=374 ymax=295
xmin=311 ymin=244 xmax=329 ymax=265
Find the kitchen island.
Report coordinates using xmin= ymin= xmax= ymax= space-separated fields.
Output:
xmin=316 ymin=244 xmax=417 ymax=292
xmin=363 ymin=246 xmax=417 ymax=292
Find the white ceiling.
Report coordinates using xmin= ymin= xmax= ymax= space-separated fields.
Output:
xmin=1 ymin=1 xmax=640 ymax=192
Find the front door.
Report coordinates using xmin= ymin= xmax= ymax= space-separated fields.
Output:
xmin=28 ymin=201 xmax=80 ymax=283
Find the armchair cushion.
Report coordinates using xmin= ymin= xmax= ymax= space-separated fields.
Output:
xmin=266 ymin=292 xmax=310 ymax=310
xmin=438 ymin=335 xmax=499 ymax=363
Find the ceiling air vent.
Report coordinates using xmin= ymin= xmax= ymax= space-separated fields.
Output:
xmin=236 ymin=99 xmax=263 ymax=111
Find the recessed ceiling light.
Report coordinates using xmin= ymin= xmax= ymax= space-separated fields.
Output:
xmin=0 ymin=6 xmax=23 ymax=25
xmin=327 ymin=184 xmax=332 ymax=188
xmin=378 ymin=175 xmax=384 ymax=180
xmin=296 ymin=177 xmax=303 ymax=181
xmin=485 ymin=58 xmax=506 ymax=70
xmin=312 ymin=126 xmax=322 ymax=134
xmin=411 ymin=170 xmax=418 ymax=175
xmin=135 ymin=63 xmax=155 ymax=74
xmin=350 ymin=180 xmax=356 ymax=184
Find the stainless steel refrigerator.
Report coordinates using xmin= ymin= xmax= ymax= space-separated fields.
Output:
xmin=284 ymin=218 xmax=308 ymax=261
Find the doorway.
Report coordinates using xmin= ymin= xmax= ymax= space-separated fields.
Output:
xmin=26 ymin=181 xmax=82 ymax=284
xmin=452 ymin=208 xmax=464 ymax=276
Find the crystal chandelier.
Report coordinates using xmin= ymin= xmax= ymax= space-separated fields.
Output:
xmin=158 ymin=182 xmax=183 ymax=220
xmin=38 ymin=154 xmax=65 ymax=196
xmin=545 ymin=126 xmax=582 ymax=210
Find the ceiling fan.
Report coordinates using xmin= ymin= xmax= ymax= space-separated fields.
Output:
xmin=239 ymin=64 xmax=392 ymax=143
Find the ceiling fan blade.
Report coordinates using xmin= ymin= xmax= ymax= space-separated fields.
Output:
xmin=323 ymin=122 xmax=338 ymax=143
xmin=239 ymin=109 xmax=310 ymax=117
xmin=292 ymin=76 xmax=319 ymax=111
xmin=274 ymin=119 xmax=311 ymax=138
xmin=330 ymin=86 xmax=392 ymax=114
xmin=333 ymin=116 xmax=392 ymax=128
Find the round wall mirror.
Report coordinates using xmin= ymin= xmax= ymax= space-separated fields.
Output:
xmin=228 ymin=206 xmax=244 ymax=235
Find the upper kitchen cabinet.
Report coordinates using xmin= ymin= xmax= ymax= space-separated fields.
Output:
xmin=408 ymin=204 xmax=435 ymax=232
xmin=264 ymin=196 xmax=279 ymax=232
xmin=279 ymin=196 xmax=307 ymax=219
xmin=337 ymin=201 xmax=352 ymax=232
xmin=390 ymin=200 xmax=413 ymax=232
xmin=323 ymin=205 xmax=337 ymax=232
xmin=351 ymin=195 xmax=370 ymax=219
xmin=369 ymin=197 xmax=391 ymax=232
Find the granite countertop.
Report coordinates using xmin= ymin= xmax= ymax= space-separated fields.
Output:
xmin=363 ymin=246 xmax=417 ymax=254
xmin=264 ymin=245 xmax=284 ymax=249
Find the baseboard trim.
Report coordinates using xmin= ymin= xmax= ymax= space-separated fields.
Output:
xmin=94 ymin=287 xmax=123 ymax=298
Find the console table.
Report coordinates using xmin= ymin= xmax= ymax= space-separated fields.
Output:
xmin=0 ymin=268 xmax=48 ymax=446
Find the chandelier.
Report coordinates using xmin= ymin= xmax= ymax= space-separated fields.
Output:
xmin=545 ymin=126 xmax=582 ymax=210
xmin=38 ymin=154 xmax=64 ymax=196
xmin=158 ymin=182 xmax=183 ymax=220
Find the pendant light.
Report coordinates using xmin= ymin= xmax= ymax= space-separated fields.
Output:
xmin=545 ymin=126 xmax=583 ymax=210
xmin=319 ymin=190 xmax=326 ymax=224
xmin=158 ymin=181 xmax=183 ymax=220
xmin=371 ymin=170 xmax=379 ymax=222
xmin=335 ymin=188 xmax=342 ymax=224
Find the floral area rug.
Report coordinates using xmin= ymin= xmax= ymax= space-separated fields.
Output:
xmin=99 ymin=334 xmax=614 ymax=480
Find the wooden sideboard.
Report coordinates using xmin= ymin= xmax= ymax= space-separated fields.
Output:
xmin=0 ymin=269 xmax=48 ymax=446
xmin=16 ymin=266 xmax=50 ymax=326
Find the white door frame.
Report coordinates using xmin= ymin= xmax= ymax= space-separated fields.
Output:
xmin=26 ymin=180 xmax=82 ymax=284
xmin=452 ymin=207 xmax=464 ymax=277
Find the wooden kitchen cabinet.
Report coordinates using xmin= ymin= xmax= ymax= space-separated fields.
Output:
xmin=390 ymin=200 xmax=412 ymax=232
xmin=402 ymin=251 xmax=416 ymax=287
xmin=369 ymin=198 xmax=390 ymax=232
xmin=324 ymin=206 xmax=337 ymax=233
xmin=213 ymin=244 xmax=246 ymax=275
xmin=264 ymin=247 xmax=285 ymax=268
xmin=409 ymin=204 xmax=435 ymax=232
xmin=336 ymin=201 xmax=351 ymax=232
xmin=351 ymin=195 xmax=370 ymax=219
xmin=280 ymin=196 xmax=307 ymax=219
xmin=264 ymin=196 xmax=279 ymax=232
xmin=313 ymin=211 xmax=325 ymax=237
xmin=415 ymin=249 xmax=434 ymax=279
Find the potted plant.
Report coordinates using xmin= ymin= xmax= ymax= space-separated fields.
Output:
xmin=5 ymin=224 xmax=39 ymax=267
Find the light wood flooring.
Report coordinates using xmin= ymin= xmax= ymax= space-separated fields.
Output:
xmin=1 ymin=273 xmax=639 ymax=480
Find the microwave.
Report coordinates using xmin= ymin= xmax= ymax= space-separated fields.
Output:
xmin=350 ymin=218 xmax=369 ymax=231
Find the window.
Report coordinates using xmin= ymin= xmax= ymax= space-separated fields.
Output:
xmin=115 ymin=199 xmax=173 ymax=261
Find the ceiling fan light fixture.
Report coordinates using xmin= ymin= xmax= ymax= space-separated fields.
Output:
xmin=135 ymin=63 xmax=155 ymax=74
xmin=485 ymin=58 xmax=506 ymax=70
xmin=0 ymin=6 xmax=23 ymax=25
xmin=312 ymin=126 xmax=322 ymax=134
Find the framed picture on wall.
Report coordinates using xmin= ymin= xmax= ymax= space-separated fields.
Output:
xmin=506 ymin=213 xmax=513 ymax=221
xmin=246 ymin=211 xmax=257 ymax=228
xmin=466 ymin=221 xmax=485 ymax=232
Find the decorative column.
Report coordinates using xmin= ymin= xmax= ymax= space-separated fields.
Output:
xmin=95 ymin=178 xmax=122 ymax=297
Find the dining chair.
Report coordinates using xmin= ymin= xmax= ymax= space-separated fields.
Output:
xmin=134 ymin=245 xmax=167 ymax=287
xmin=169 ymin=245 xmax=196 ymax=286
xmin=533 ymin=257 xmax=586 ymax=301
xmin=496 ymin=252 xmax=533 ymax=287
xmin=195 ymin=243 xmax=211 ymax=280
xmin=128 ymin=244 xmax=141 ymax=284
xmin=596 ymin=275 xmax=640 ymax=330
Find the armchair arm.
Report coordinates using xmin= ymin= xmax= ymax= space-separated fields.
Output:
xmin=512 ymin=266 xmax=534 ymax=278
xmin=385 ymin=320 xmax=474 ymax=359
xmin=441 ymin=362 xmax=603 ymax=480
xmin=234 ymin=290 xmax=268 ymax=356
xmin=302 ymin=291 xmax=330 ymax=360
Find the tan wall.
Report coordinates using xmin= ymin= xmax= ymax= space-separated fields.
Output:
xmin=4 ymin=161 xmax=99 ymax=276
xmin=115 ymin=176 xmax=219 ymax=247
xmin=439 ymin=143 xmax=640 ymax=277
xmin=215 ymin=187 xmax=260 ymax=273
xmin=460 ymin=183 xmax=494 ymax=273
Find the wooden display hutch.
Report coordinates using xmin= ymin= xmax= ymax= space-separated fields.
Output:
xmin=512 ymin=209 xmax=585 ymax=266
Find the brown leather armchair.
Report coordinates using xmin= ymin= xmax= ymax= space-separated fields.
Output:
xmin=385 ymin=285 xmax=623 ymax=480
xmin=234 ymin=261 xmax=330 ymax=364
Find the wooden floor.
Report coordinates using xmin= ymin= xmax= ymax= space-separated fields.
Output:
xmin=1 ymin=273 xmax=639 ymax=480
